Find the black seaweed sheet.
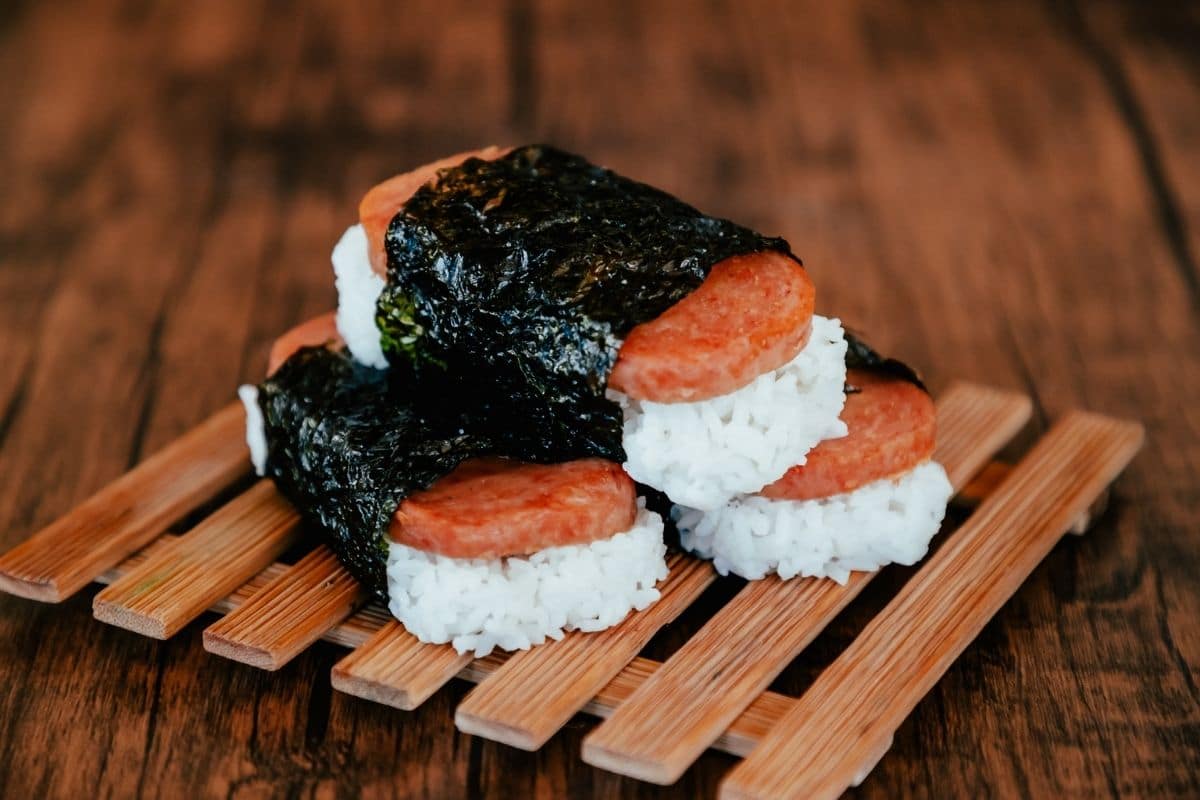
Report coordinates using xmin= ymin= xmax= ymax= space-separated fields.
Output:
xmin=257 ymin=347 xmax=499 ymax=599
xmin=377 ymin=144 xmax=793 ymax=461
xmin=844 ymin=330 xmax=927 ymax=391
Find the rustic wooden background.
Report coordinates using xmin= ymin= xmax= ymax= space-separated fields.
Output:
xmin=1 ymin=0 xmax=1197 ymax=797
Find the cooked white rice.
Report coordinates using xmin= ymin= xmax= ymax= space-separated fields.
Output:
xmin=613 ymin=315 xmax=849 ymax=510
xmin=386 ymin=504 xmax=668 ymax=657
xmin=674 ymin=460 xmax=954 ymax=582
xmin=331 ymin=223 xmax=389 ymax=369
xmin=238 ymin=385 xmax=267 ymax=476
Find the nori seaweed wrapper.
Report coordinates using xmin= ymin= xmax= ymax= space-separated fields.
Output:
xmin=843 ymin=330 xmax=927 ymax=393
xmin=255 ymin=346 xmax=503 ymax=599
xmin=376 ymin=144 xmax=793 ymax=460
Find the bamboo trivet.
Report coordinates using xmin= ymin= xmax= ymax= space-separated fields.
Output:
xmin=0 ymin=382 xmax=1142 ymax=798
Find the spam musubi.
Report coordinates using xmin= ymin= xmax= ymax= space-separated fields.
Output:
xmin=240 ymin=144 xmax=953 ymax=656
xmin=243 ymin=322 xmax=667 ymax=657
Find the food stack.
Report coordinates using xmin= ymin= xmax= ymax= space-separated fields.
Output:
xmin=240 ymin=145 xmax=952 ymax=657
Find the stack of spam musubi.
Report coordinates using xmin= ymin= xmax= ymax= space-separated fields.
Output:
xmin=240 ymin=145 xmax=953 ymax=657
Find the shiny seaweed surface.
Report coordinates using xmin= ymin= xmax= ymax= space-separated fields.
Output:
xmin=378 ymin=144 xmax=792 ymax=460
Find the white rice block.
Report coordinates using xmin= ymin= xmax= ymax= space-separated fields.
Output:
xmin=332 ymin=223 xmax=388 ymax=369
xmin=675 ymin=460 xmax=954 ymax=582
xmin=385 ymin=504 xmax=669 ymax=657
xmin=614 ymin=315 xmax=850 ymax=510
xmin=237 ymin=384 xmax=267 ymax=476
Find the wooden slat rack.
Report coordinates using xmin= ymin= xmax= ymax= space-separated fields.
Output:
xmin=0 ymin=382 xmax=1143 ymax=799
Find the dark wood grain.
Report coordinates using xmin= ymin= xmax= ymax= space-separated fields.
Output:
xmin=0 ymin=0 xmax=1196 ymax=797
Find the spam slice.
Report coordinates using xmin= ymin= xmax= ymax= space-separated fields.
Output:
xmin=391 ymin=457 xmax=637 ymax=559
xmin=609 ymin=251 xmax=816 ymax=403
xmin=761 ymin=369 xmax=936 ymax=501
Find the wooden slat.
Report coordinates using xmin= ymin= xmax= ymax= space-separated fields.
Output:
xmin=581 ymin=381 xmax=1032 ymax=783
xmin=454 ymin=553 xmax=715 ymax=750
xmin=956 ymin=461 xmax=1109 ymax=536
xmin=930 ymin=382 xmax=1033 ymax=491
xmin=92 ymin=481 xmax=300 ymax=639
xmin=719 ymin=412 xmax=1145 ymax=800
xmin=330 ymin=621 xmax=473 ymax=710
xmin=458 ymin=654 xmax=793 ymax=759
xmin=0 ymin=402 xmax=249 ymax=602
xmin=202 ymin=546 xmax=366 ymax=670
xmin=583 ymin=575 xmax=866 ymax=783
xmin=97 ymin=548 xmax=395 ymax=650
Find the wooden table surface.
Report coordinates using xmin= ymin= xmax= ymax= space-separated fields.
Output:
xmin=1 ymin=1 xmax=1197 ymax=797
